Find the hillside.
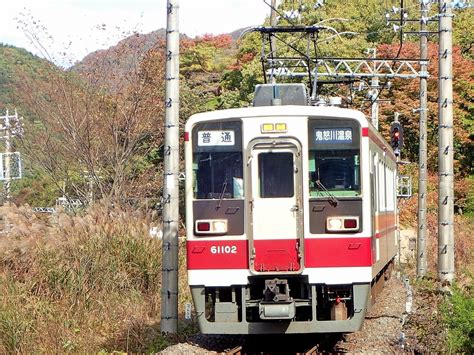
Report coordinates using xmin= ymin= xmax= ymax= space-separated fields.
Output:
xmin=0 ymin=44 xmax=50 ymax=109
xmin=71 ymin=29 xmax=169 ymax=91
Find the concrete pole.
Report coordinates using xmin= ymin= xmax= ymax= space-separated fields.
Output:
xmin=161 ymin=0 xmax=180 ymax=334
xmin=270 ymin=0 xmax=278 ymax=84
xmin=370 ymin=77 xmax=379 ymax=129
xmin=437 ymin=0 xmax=455 ymax=285
xmin=369 ymin=48 xmax=378 ymax=129
xmin=270 ymin=0 xmax=278 ymax=51
xmin=416 ymin=1 xmax=429 ymax=278
xmin=394 ymin=112 xmax=401 ymax=268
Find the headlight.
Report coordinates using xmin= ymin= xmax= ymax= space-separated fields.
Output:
xmin=195 ymin=219 xmax=228 ymax=235
xmin=326 ymin=216 xmax=359 ymax=232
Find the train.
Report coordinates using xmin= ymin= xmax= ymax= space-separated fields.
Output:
xmin=184 ymin=83 xmax=398 ymax=334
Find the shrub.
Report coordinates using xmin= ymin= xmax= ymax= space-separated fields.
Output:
xmin=441 ymin=282 xmax=474 ymax=354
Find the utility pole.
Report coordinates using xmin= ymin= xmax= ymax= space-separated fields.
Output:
xmin=416 ymin=0 xmax=429 ymax=279
xmin=270 ymin=0 xmax=278 ymax=52
xmin=4 ymin=110 xmax=11 ymax=201
xmin=0 ymin=109 xmax=22 ymax=202
xmin=161 ymin=0 xmax=180 ymax=334
xmin=269 ymin=0 xmax=278 ymax=84
xmin=437 ymin=0 xmax=455 ymax=286
xmin=367 ymin=48 xmax=379 ymax=129
xmin=370 ymin=77 xmax=379 ymax=129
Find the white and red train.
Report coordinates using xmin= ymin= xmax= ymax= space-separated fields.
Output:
xmin=184 ymin=84 xmax=398 ymax=334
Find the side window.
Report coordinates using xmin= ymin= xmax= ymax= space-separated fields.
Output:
xmin=258 ymin=152 xmax=294 ymax=198
xmin=378 ymin=161 xmax=386 ymax=211
xmin=386 ymin=167 xmax=394 ymax=211
xmin=373 ymin=153 xmax=379 ymax=212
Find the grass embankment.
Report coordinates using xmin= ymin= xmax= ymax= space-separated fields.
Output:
xmin=399 ymin=173 xmax=473 ymax=353
xmin=0 ymin=204 xmax=193 ymax=353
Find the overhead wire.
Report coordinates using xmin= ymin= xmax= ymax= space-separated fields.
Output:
xmin=261 ymin=0 xmax=410 ymax=108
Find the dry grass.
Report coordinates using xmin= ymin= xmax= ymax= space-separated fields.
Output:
xmin=0 ymin=203 xmax=193 ymax=353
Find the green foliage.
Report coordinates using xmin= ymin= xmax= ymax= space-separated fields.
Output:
xmin=441 ymin=282 xmax=474 ymax=353
xmin=181 ymin=34 xmax=233 ymax=74
xmin=11 ymin=170 xmax=59 ymax=207
xmin=453 ymin=8 xmax=474 ymax=59
xmin=0 ymin=284 xmax=33 ymax=353
xmin=0 ymin=44 xmax=47 ymax=108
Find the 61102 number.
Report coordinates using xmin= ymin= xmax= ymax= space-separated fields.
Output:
xmin=210 ymin=245 xmax=237 ymax=254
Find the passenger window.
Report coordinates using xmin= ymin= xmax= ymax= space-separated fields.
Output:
xmin=258 ymin=152 xmax=294 ymax=198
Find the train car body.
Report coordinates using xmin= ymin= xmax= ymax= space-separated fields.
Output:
xmin=185 ymin=87 xmax=397 ymax=334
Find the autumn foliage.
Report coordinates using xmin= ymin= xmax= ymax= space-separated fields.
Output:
xmin=377 ymin=42 xmax=473 ymax=176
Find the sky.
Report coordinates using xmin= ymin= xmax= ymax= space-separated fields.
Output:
xmin=1 ymin=0 xmax=271 ymax=66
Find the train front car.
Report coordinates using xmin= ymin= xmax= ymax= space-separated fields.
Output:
xmin=185 ymin=103 xmax=397 ymax=334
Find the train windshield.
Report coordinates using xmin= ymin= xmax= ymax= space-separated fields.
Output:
xmin=309 ymin=150 xmax=360 ymax=197
xmin=308 ymin=119 xmax=361 ymax=197
xmin=193 ymin=152 xmax=243 ymax=199
xmin=192 ymin=121 xmax=243 ymax=200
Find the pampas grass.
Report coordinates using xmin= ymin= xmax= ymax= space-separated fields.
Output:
xmin=0 ymin=203 xmax=191 ymax=353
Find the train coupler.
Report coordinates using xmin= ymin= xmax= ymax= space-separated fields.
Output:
xmin=259 ymin=278 xmax=295 ymax=320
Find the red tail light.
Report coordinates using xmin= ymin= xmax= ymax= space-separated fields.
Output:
xmin=195 ymin=219 xmax=228 ymax=235
xmin=327 ymin=216 xmax=359 ymax=232
xmin=344 ymin=219 xmax=358 ymax=229
xmin=196 ymin=222 xmax=210 ymax=232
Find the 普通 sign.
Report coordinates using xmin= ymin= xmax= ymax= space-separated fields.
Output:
xmin=197 ymin=130 xmax=235 ymax=146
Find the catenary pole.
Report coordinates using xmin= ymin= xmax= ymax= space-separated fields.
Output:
xmin=437 ymin=0 xmax=455 ymax=285
xmin=369 ymin=48 xmax=379 ymax=129
xmin=269 ymin=0 xmax=278 ymax=84
xmin=416 ymin=0 xmax=429 ymax=278
xmin=270 ymin=0 xmax=278 ymax=52
xmin=161 ymin=0 xmax=180 ymax=334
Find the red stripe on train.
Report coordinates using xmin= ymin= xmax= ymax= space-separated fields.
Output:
xmin=187 ymin=240 xmax=248 ymax=270
xmin=187 ymin=237 xmax=373 ymax=270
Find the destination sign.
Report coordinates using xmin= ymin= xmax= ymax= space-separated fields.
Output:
xmin=314 ymin=128 xmax=353 ymax=144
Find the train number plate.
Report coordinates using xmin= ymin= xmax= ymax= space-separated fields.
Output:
xmin=210 ymin=245 xmax=237 ymax=254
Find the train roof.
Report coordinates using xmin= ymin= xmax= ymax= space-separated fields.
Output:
xmin=186 ymin=105 xmax=370 ymax=127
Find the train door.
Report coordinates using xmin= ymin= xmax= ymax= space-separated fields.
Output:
xmin=246 ymin=138 xmax=304 ymax=274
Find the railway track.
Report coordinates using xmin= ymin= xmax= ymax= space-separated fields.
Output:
xmin=182 ymin=333 xmax=344 ymax=354
xmin=225 ymin=343 xmax=322 ymax=355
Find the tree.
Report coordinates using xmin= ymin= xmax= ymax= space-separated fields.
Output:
xmin=377 ymin=42 xmax=473 ymax=175
xmin=12 ymin=42 xmax=166 ymax=205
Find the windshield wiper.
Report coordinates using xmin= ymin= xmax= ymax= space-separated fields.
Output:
xmin=315 ymin=180 xmax=338 ymax=207
xmin=216 ymin=180 xmax=228 ymax=210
